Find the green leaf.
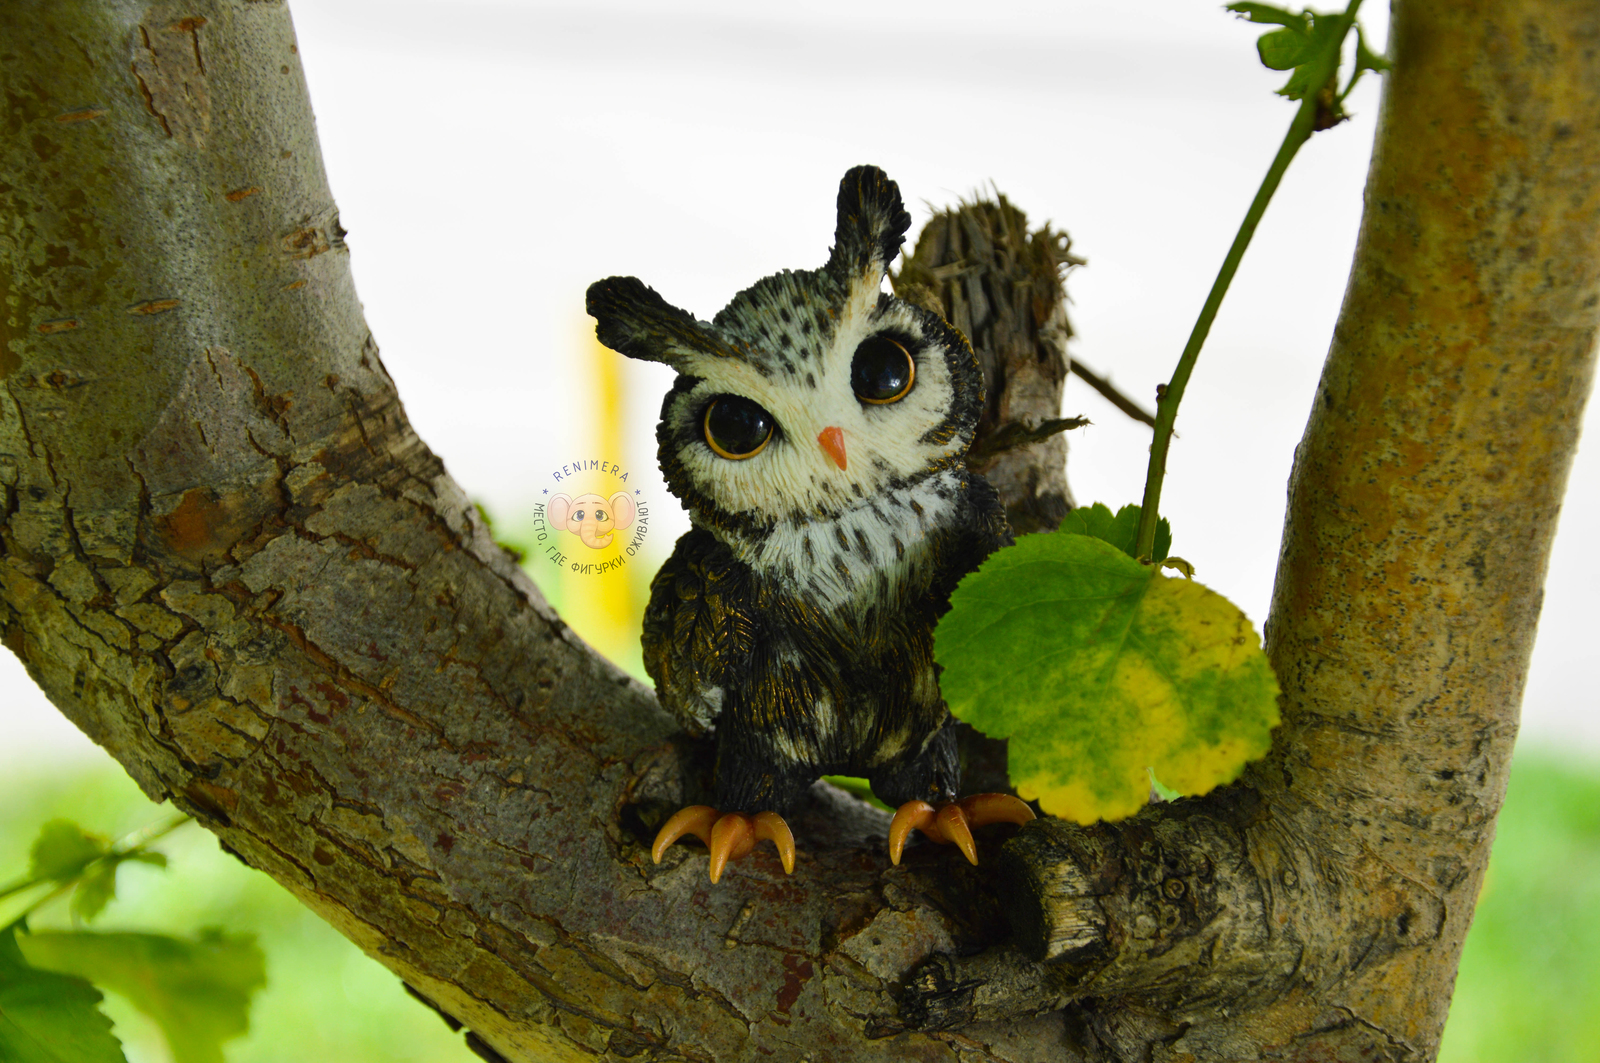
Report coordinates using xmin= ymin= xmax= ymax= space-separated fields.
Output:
xmin=821 ymin=776 xmax=892 ymax=811
xmin=27 ymin=823 xmax=108 ymax=885
xmin=0 ymin=925 xmax=125 ymax=1063
xmin=1353 ymin=28 xmax=1391 ymax=76
xmin=18 ymin=931 xmax=265 ymax=1063
xmin=1058 ymin=503 xmax=1171 ymax=562
xmin=935 ymin=532 xmax=1280 ymax=824
xmin=69 ymin=851 xmax=166 ymax=925
xmin=1229 ymin=2 xmax=1354 ymax=103
xmin=69 ymin=866 xmax=116 ymax=926
xmin=1256 ymin=27 xmax=1310 ymax=70
xmin=1224 ymin=2 xmax=1307 ymax=28
xmin=1148 ymin=770 xmax=1184 ymax=803
xmin=1279 ymin=14 xmax=1346 ymax=100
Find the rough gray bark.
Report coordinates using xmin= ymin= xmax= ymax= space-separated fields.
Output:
xmin=2 ymin=2 xmax=1596 ymax=1061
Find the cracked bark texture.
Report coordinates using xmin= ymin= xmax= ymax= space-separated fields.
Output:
xmin=1 ymin=1 xmax=1596 ymax=1061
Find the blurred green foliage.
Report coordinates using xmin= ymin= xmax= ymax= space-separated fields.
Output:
xmin=2 ymin=737 xmax=1594 ymax=1061
xmin=0 ymin=764 xmax=472 ymax=1063
xmin=0 ymin=923 xmax=123 ymax=1063
xmin=20 ymin=929 xmax=265 ymax=1063
xmin=1438 ymin=749 xmax=1600 ymax=1061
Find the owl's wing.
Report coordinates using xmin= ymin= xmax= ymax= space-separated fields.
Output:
xmin=641 ymin=528 xmax=757 ymax=737
xmin=967 ymin=472 xmax=1016 ymax=553
xmin=929 ymin=473 xmax=1016 ymax=604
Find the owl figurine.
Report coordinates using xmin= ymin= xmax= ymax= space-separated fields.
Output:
xmin=587 ymin=166 xmax=1033 ymax=883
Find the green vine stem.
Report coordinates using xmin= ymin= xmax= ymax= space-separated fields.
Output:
xmin=1133 ymin=0 xmax=1368 ymax=560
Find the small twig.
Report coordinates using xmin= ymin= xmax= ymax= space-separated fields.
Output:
xmin=0 ymin=875 xmax=49 ymax=904
xmin=119 ymin=812 xmax=191 ymax=852
xmin=966 ymin=416 xmax=1090 ymax=465
xmin=1068 ymin=361 xmax=1156 ymax=427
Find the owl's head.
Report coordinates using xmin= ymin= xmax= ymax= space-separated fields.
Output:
xmin=587 ymin=166 xmax=982 ymax=537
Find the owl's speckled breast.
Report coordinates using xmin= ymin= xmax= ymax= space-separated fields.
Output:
xmin=724 ymin=467 xmax=966 ymax=611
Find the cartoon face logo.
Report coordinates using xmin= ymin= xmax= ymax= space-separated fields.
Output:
xmin=548 ymin=492 xmax=636 ymax=550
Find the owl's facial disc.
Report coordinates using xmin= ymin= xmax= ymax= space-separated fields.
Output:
xmin=660 ymin=277 xmax=975 ymax=529
xmin=623 ymin=168 xmax=981 ymax=535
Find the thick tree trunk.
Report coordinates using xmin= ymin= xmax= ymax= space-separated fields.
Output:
xmin=1 ymin=2 xmax=1595 ymax=1062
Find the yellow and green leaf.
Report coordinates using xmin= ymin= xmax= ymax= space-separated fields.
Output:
xmin=935 ymin=526 xmax=1279 ymax=824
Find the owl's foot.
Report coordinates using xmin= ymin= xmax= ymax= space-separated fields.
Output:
xmin=887 ymin=794 xmax=1035 ymax=866
xmin=651 ymin=806 xmax=797 ymax=883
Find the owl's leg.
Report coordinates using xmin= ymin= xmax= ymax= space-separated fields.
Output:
xmin=650 ymin=730 xmax=808 ymax=883
xmin=871 ymin=720 xmax=1035 ymax=865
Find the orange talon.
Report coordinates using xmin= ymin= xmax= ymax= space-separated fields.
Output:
xmin=959 ymin=792 xmax=1036 ymax=830
xmin=888 ymin=800 xmax=937 ymax=865
xmin=888 ymin=793 xmax=1035 ymax=865
xmin=652 ymin=807 xmax=799 ymax=883
xmin=753 ymin=811 xmax=796 ymax=874
xmin=936 ymin=801 xmax=979 ymax=865
xmin=708 ymin=814 xmax=755 ymax=883
xmin=652 ymin=805 xmax=719 ymax=863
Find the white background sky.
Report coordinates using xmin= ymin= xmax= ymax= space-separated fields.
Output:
xmin=6 ymin=0 xmax=1596 ymax=762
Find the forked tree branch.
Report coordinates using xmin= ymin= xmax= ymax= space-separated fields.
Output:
xmin=1 ymin=2 xmax=1595 ymax=1061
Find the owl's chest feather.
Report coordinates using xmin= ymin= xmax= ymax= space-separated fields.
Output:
xmin=728 ymin=469 xmax=965 ymax=614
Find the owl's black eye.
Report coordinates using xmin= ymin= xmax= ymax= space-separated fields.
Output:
xmin=851 ymin=335 xmax=915 ymax=404
xmin=703 ymin=395 xmax=775 ymax=460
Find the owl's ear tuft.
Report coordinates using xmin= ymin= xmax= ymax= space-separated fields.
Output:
xmin=587 ymin=276 xmax=743 ymax=366
xmin=587 ymin=277 xmax=695 ymax=364
xmin=827 ymin=166 xmax=912 ymax=281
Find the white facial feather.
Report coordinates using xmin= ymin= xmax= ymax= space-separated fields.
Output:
xmin=669 ymin=288 xmax=962 ymax=526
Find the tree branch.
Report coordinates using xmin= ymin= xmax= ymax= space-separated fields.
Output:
xmin=1066 ymin=361 xmax=1157 ymax=428
xmin=2 ymin=2 xmax=1596 ymax=1061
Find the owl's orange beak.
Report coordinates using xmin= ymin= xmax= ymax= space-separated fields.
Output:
xmin=817 ymin=426 xmax=848 ymax=470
